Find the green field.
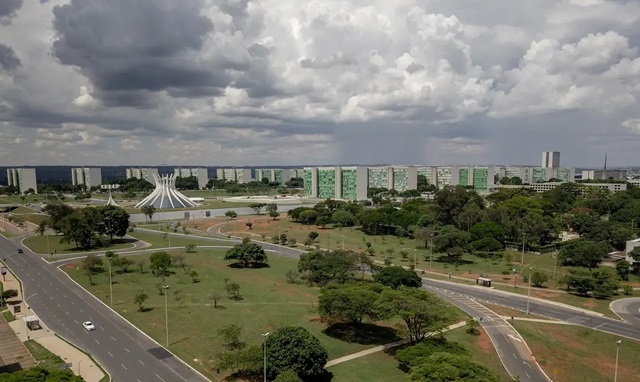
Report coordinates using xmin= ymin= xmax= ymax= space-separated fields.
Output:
xmin=328 ymin=351 xmax=407 ymax=381
xmin=23 ymin=235 xmax=137 ymax=254
xmin=444 ymin=327 xmax=512 ymax=382
xmin=127 ymin=230 xmax=229 ymax=248
xmin=513 ymin=321 xmax=640 ymax=382
xmin=63 ymin=249 xmax=405 ymax=380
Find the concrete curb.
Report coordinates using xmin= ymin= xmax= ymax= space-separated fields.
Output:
xmin=608 ymin=297 xmax=640 ymax=324
xmin=56 ymin=263 xmax=213 ymax=382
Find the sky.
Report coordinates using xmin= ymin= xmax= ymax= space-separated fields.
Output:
xmin=1 ymin=0 xmax=639 ymax=168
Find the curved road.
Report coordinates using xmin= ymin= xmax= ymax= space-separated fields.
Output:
xmin=610 ymin=298 xmax=640 ymax=327
xmin=0 ymin=235 xmax=208 ymax=382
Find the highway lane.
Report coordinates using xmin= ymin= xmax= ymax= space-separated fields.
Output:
xmin=427 ymin=286 xmax=550 ymax=381
xmin=422 ymin=279 xmax=640 ymax=341
xmin=0 ymin=236 xmax=209 ymax=382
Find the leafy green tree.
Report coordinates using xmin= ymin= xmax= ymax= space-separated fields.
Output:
xmin=469 ymin=222 xmax=505 ymax=242
xmin=592 ymin=267 xmax=621 ymax=299
xmin=149 ymin=251 xmax=172 ymax=277
xmin=530 ymin=271 xmax=549 ymax=287
xmin=134 ymin=293 xmax=148 ymax=311
xmin=141 ymin=205 xmax=156 ymax=222
xmin=408 ymin=352 xmax=499 ymax=382
xmin=455 ymin=203 xmax=483 ymax=231
xmin=297 ymin=250 xmax=357 ymax=285
xmin=218 ymin=324 xmax=244 ymax=350
xmin=218 ymin=345 xmax=262 ymax=375
xmin=0 ymin=367 xmax=84 ymax=382
xmin=266 ymin=203 xmax=278 ymax=213
xmin=558 ymin=240 xmax=609 ymax=270
xmin=376 ymin=288 xmax=453 ymax=343
xmin=269 ymin=210 xmax=280 ymax=220
xmin=224 ymin=210 xmax=238 ymax=219
xmin=629 ymin=247 xmax=640 ymax=274
xmin=331 ymin=210 xmax=356 ymax=227
xmin=308 ymin=231 xmax=319 ymax=241
xmin=95 ymin=205 xmax=130 ymax=241
xmin=433 ymin=226 xmax=471 ymax=263
xmin=274 ymin=369 xmax=303 ymax=382
xmin=318 ymin=284 xmax=382 ymax=324
xmin=395 ymin=337 xmax=469 ymax=368
xmin=616 ymin=260 xmax=631 ymax=281
xmin=266 ymin=326 xmax=328 ymax=380
xmin=434 ymin=186 xmax=483 ymax=226
xmin=471 ymin=237 xmax=503 ymax=252
xmin=373 ymin=266 xmax=421 ymax=289
xmin=249 ymin=203 xmax=267 ymax=215
xmin=224 ymin=278 xmax=242 ymax=300
xmin=224 ymin=241 xmax=268 ymax=267
xmin=315 ymin=215 xmax=331 ymax=228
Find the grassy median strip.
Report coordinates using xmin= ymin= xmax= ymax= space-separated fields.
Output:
xmin=24 ymin=340 xmax=65 ymax=369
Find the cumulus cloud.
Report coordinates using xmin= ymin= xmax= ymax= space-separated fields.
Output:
xmin=0 ymin=0 xmax=639 ymax=167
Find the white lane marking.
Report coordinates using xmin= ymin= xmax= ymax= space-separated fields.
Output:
xmin=71 ymin=301 xmax=75 ymax=305
xmin=156 ymin=374 xmax=166 ymax=382
xmin=508 ymin=334 xmax=523 ymax=343
xmin=62 ymin=294 xmax=67 ymax=298
xmin=100 ymin=327 xmax=104 ymax=331
xmin=111 ymin=336 xmax=116 ymax=341
xmin=525 ymin=371 xmax=531 ymax=379
xmin=74 ymin=320 xmax=79 ymax=324
xmin=94 ymin=339 xmax=100 ymax=345
xmin=36 ymin=283 xmax=40 ymax=287
xmin=80 ymin=309 xmax=84 ymax=313
xmin=138 ymin=380 xmax=142 ymax=382
xmin=513 ymin=352 xmax=517 ymax=359
xmin=124 ymin=347 xmax=130 ymax=353
xmin=65 ymin=311 xmax=69 ymax=316
xmin=121 ymin=364 xmax=128 ymax=370
xmin=107 ymin=351 xmax=113 ymax=357
xmin=57 ymin=303 xmax=61 ymax=308
xmin=49 ymin=296 xmax=53 ymax=300
xmin=139 ymin=360 xmax=145 ymax=366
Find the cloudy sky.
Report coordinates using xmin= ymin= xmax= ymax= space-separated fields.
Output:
xmin=1 ymin=0 xmax=639 ymax=167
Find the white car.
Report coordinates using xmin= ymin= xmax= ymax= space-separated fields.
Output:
xmin=82 ymin=321 xmax=96 ymax=331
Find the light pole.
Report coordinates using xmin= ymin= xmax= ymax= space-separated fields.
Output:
xmin=24 ymin=292 xmax=38 ymax=340
xmin=521 ymin=232 xmax=526 ymax=265
xmin=526 ymin=267 xmax=533 ymax=315
xmin=552 ymin=253 xmax=558 ymax=287
xmin=342 ymin=235 xmax=345 ymax=250
xmin=614 ymin=340 xmax=621 ymax=382
xmin=413 ymin=249 xmax=417 ymax=270
xmin=262 ymin=332 xmax=270 ymax=382
xmin=429 ymin=238 xmax=433 ymax=268
xmin=78 ymin=359 xmax=83 ymax=377
xmin=163 ymin=285 xmax=170 ymax=347
xmin=105 ymin=253 xmax=115 ymax=307
xmin=513 ymin=268 xmax=518 ymax=289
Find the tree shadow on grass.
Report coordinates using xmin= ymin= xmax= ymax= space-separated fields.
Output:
xmin=227 ymin=262 xmax=271 ymax=269
xmin=139 ymin=307 xmax=154 ymax=313
xmin=322 ymin=323 xmax=402 ymax=345
xmin=434 ymin=255 xmax=474 ymax=266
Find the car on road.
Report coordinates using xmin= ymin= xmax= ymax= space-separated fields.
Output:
xmin=82 ymin=321 xmax=96 ymax=331
xmin=17 ymin=249 xmax=23 ymax=254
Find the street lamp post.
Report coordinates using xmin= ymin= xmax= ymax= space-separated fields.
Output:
xmin=614 ymin=340 xmax=621 ymax=382
xmin=163 ymin=285 xmax=170 ymax=347
xmin=526 ymin=267 xmax=533 ymax=314
xmin=262 ymin=332 xmax=270 ymax=382
xmin=24 ymin=292 xmax=38 ymax=340
xmin=552 ymin=253 xmax=558 ymax=287
xmin=513 ymin=269 xmax=518 ymax=288
xmin=521 ymin=232 xmax=526 ymax=265
xmin=429 ymin=239 xmax=433 ymax=269
xmin=413 ymin=249 xmax=417 ymax=270
xmin=342 ymin=235 xmax=345 ymax=250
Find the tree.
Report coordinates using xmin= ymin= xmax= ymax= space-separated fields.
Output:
xmin=149 ymin=252 xmax=172 ymax=278
xmin=376 ymin=288 xmax=453 ymax=343
xmin=249 ymin=203 xmax=266 ymax=215
xmin=137 ymin=258 xmax=146 ymax=274
xmin=266 ymin=203 xmax=278 ymax=214
xmin=43 ymin=203 xmax=74 ymax=232
xmin=374 ymin=266 xmax=422 ymax=289
xmin=266 ymin=326 xmax=328 ymax=380
xmin=134 ymin=293 xmax=149 ymax=311
xmin=60 ymin=209 xmax=99 ymax=249
xmin=298 ymin=250 xmax=357 ymax=286
xmin=530 ymin=271 xmax=549 ymax=287
xmin=433 ymin=226 xmax=471 ymax=264
xmin=274 ymin=369 xmax=303 ymax=382
xmin=189 ymin=270 xmax=199 ymax=283
xmin=269 ymin=210 xmax=280 ymax=220
xmin=218 ymin=345 xmax=262 ymax=375
xmin=615 ymin=260 xmax=631 ymax=281
xmin=434 ymin=186 xmax=483 ymax=226
xmin=141 ymin=205 xmax=156 ymax=222
xmin=630 ymin=247 xmax=640 ymax=274
xmin=308 ymin=231 xmax=319 ymax=241
xmin=299 ymin=210 xmax=319 ymax=225
xmin=331 ymin=210 xmax=355 ymax=227
xmin=225 ymin=210 xmax=238 ymax=220
xmin=471 ymin=237 xmax=503 ymax=252
xmin=218 ymin=324 xmax=244 ymax=350
xmin=409 ymin=352 xmax=499 ymax=382
xmin=36 ymin=220 xmax=47 ymax=236
xmin=318 ymin=284 xmax=382 ymax=324
xmin=0 ymin=367 xmax=84 ymax=382
xmin=114 ymin=257 xmax=134 ymax=273
xmin=592 ymin=267 xmax=621 ymax=299
xmin=558 ymin=240 xmax=609 ymax=270
xmin=315 ymin=215 xmax=331 ymax=228
xmin=466 ymin=317 xmax=480 ymax=335
xmin=224 ymin=241 xmax=268 ymax=267
xmin=224 ymin=278 xmax=242 ymax=300
xmin=245 ymin=222 xmax=253 ymax=230
xmin=185 ymin=243 xmax=196 ymax=253
xmin=209 ymin=292 xmax=222 ymax=308
xmin=286 ymin=269 xmax=300 ymax=284
xmin=96 ymin=205 xmax=130 ymax=241
xmin=82 ymin=254 xmax=102 ymax=285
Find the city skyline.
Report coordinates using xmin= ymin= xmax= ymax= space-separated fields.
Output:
xmin=1 ymin=1 xmax=639 ymax=167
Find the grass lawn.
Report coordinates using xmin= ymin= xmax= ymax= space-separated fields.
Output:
xmin=513 ymin=321 xmax=640 ymax=382
xmin=444 ymin=327 xmax=512 ymax=382
xmin=17 ymin=214 xmax=49 ymax=225
xmin=127 ymin=230 xmax=229 ymax=249
xmin=1 ymin=309 xmax=16 ymax=322
xmin=23 ymin=235 xmax=137 ymax=254
xmin=62 ymin=249 xmax=404 ymax=380
xmin=0 ymin=230 xmax=20 ymax=238
xmin=0 ymin=196 xmax=42 ymax=204
xmin=10 ymin=206 xmax=38 ymax=214
xmin=24 ymin=340 xmax=65 ymax=369
xmin=328 ymin=351 xmax=406 ymax=381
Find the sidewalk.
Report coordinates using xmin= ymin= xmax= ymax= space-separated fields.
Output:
xmin=1 ymin=268 xmax=105 ymax=382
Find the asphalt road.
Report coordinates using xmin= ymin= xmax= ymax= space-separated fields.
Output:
xmin=0 ymin=235 xmax=209 ymax=382
xmin=609 ymin=298 xmax=640 ymax=327
xmin=422 ymin=278 xmax=640 ymax=341
xmin=427 ymin=285 xmax=550 ymax=381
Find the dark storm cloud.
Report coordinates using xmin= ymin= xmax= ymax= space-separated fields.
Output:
xmin=0 ymin=43 xmax=20 ymax=70
xmin=51 ymin=0 xmax=224 ymax=105
xmin=0 ymin=0 xmax=22 ymax=23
